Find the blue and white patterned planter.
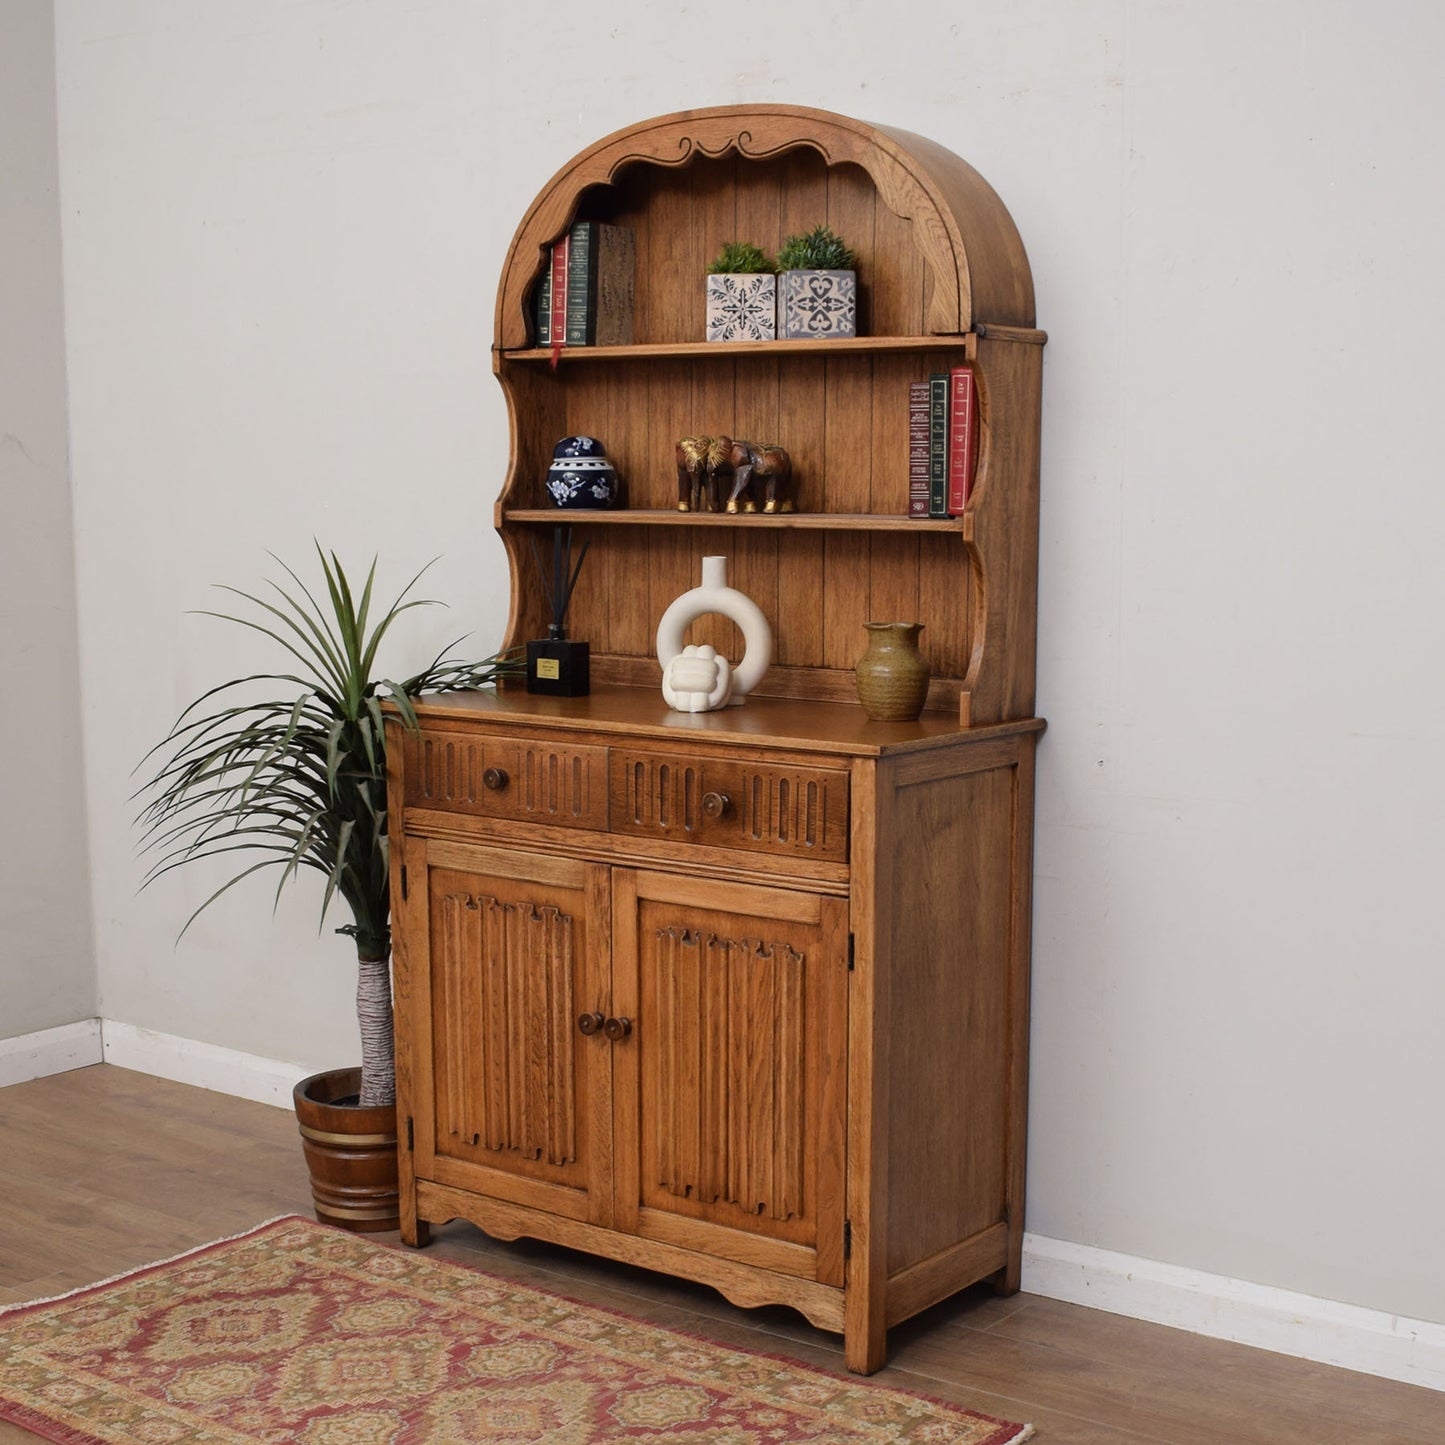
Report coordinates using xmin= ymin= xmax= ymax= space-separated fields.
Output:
xmin=778 ymin=269 xmax=858 ymax=339
xmin=706 ymin=273 xmax=777 ymax=342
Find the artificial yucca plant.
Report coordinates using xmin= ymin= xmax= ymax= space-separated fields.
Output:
xmin=777 ymin=223 xmax=856 ymax=272
xmin=135 ymin=546 xmax=520 ymax=1107
xmin=708 ymin=240 xmax=776 ymax=274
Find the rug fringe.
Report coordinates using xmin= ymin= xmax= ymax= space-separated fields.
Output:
xmin=0 ymin=1215 xmax=306 ymax=1317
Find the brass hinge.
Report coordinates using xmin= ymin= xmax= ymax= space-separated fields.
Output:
xmin=844 ymin=1219 xmax=852 ymax=1259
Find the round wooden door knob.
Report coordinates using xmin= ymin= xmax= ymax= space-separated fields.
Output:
xmin=603 ymin=1016 xmax=633 ymax=1041
xmin=577 ymin=1012 xmax=606 ymax=1036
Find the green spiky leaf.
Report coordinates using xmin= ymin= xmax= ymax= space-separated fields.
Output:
xmin=134 ymin=548 xmax=525 ymax=959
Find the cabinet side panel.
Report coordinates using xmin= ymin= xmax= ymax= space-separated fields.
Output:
xmin=964 ymin=335 xmax=1042 ymax=723
xmin=880 ymin=751 xmax=1019 ymax=1275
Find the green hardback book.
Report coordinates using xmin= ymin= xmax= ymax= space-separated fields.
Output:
xmin=928 ymin=372 xmax=949 ymax=517
xmin=563 ymin=222 xmax=635 ymax=347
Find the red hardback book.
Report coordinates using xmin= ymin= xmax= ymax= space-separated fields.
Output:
xmin=907 ymin=380 xmax=931 ymax=517
xmin=548 ymin=233 xmax=570 ymax=347
xmin=946 ymin=365 xmax=978 ymax=513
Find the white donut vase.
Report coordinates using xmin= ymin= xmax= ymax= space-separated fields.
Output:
xmin=655 ymin=556 xmax=773 ymax=708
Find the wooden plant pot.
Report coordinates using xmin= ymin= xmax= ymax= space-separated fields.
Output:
xmin=293 ymin=1066 xmax=400 ymax=1233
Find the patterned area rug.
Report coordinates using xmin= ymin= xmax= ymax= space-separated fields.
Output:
xmin=0 ymin=1217 xmax=1030 ymax=1444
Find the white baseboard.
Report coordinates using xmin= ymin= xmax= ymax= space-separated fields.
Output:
xmin=1023 ymin=1232 xmax=1445 ymax=1394
xmin=0 ymin=1018 xmax=104 ymax=1087
xmin=98 ymin=1020 xmax=320 ymax=1110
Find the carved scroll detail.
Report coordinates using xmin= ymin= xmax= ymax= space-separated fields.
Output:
xmin=650 ymin=925 xmax=806 ymax=1222
xmin=435 ymin=892 xmax=576 ymax=1167
xmin=607 ymin=127 xmax=832 ymax=175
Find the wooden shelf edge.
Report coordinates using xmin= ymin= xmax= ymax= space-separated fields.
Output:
xmin=502 ymin=508 xmax=974 ymax=538
xmin=499 ymin=334 xmax=978 ymax=364
xmin=974 ymin=322 xmax=1048 ymax=346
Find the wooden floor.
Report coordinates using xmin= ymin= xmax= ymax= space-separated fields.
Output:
xmin=2 ymin=1067 xmax=1440 ymax=1444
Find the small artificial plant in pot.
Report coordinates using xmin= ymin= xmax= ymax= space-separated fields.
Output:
xmin=705 ymin=240 xmax=777 ymax=342
xmin=135 ymin=546 xmax=519 ymax=1232
xmin=777 ymin=223 xmax=858 ymax=339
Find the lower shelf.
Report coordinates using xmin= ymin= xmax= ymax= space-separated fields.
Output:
xmin=502 ymin=508 xmax=974 ymax=537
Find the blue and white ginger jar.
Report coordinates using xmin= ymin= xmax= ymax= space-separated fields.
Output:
xmin=546 ymin=435 xmax=619 ymax=509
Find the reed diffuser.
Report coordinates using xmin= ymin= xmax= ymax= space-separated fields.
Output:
xmin=526 ymin=526 xmax=591 ymax=696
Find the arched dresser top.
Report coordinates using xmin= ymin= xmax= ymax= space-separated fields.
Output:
xmin=493 ymin=103 xmax=1035 ymax=351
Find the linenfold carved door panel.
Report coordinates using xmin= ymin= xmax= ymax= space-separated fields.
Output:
xmin=414 ymin=840 xmax=612 ymax=1226
xmin=611 ymin=869 xmax=848 ymax=1286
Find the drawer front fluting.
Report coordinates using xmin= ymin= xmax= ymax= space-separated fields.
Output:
xmin=406 ymin=730 xmax=608 ymax=830
xmin=609 ymin=750 xmax=848 ymax=862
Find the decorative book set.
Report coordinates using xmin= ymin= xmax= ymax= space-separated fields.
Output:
xmin=534 ymin=220 xmax=636 ymax=348
xmin=909 ymin=366 xmax=979 ymax=518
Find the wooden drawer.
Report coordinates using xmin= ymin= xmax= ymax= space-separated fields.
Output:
xmin=405 ymin=730 xmax=608 ymax=830
xmin=609 ymin=748 xmax=848 ymax=863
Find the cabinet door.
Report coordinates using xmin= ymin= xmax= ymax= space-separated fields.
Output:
xmin=612 ymin=870 xmax=848 ymax=1286
xmin=406 ymin=839 xmax=613 ymax=1226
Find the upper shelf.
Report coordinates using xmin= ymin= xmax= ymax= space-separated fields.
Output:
xmin=499 ymin=335 xmax=978 ymax=365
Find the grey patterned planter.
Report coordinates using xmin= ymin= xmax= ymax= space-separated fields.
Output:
xmin=706 ymin=273 xmax=777 ymax=342
xmin=778 ymin=268 xmax=858 ymax=339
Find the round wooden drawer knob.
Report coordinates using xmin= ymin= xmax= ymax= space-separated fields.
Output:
xmin=701 ymin=790 xmax=731 ymax=819
xmin=482 ymin=767 xmax=509 ymax=791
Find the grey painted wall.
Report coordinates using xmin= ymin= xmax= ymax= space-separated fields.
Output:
xmin=0 ymin=0 xmax=95 ymax=1036
xmin=45 ymin=0 xmax=1445 ymax=1330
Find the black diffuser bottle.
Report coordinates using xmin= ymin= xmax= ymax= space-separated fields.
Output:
xmin=526 ymin=527 xmax=591 ymax=696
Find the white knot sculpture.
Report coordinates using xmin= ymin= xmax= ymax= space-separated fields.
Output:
xmin=655 ymin=556 xmax=772 ymax=712
xmin=661 ymin=645 xmax=733 ymax=712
